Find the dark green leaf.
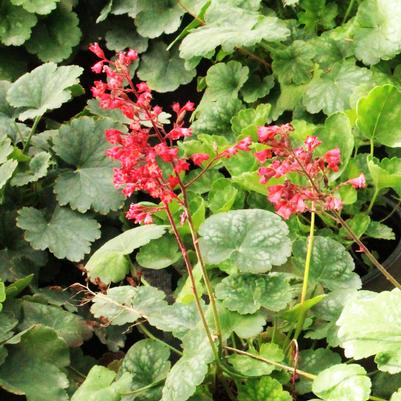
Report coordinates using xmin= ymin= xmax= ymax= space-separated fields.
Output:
xmin=16 ymin=206 xmax=101 ymax=262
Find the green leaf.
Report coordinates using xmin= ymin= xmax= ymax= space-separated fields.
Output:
xmin=0 ymin=2 xmax=37 ymax=46
xmin=0 ymin=159 xmax=18 ymax=190
xmin=306 ymin=289 xmax=358 ymax=347
xmin=192 ymin=97 xmax=243 ymax=136
xmin=292 ymin=236 xmax=361 ymax=291
xmin=391 ymin=390 xmax=401 ymax=401
xmin=5 ymin=274 xmax=32 ymax=298
xmin=365 ymin=221 xmax=395 ymax=240
xmin=179 ymin=1 xmax=289 ymax=60
xmin=241 ymin=74 xmax=274 ymax=104
xmin=304 ymin=61 xmax=372 ymax=115
xmin=272 ymin=40 xmax=315 ymax=85
xmin=216 ymin=273 xmax=292 ymax=314
xmin=316 ymin=113 xmax=354 ymax=179
xmin=199 ymin=209 xmax=291 ymax=273
xmin=229 ymin=343 xmax=284 ymax=377
xmin=204 ymin=61 xmax=249 ymax=101
xmin=137 ymin=41 xmax=195 ymax=92
xmin=163 ymin=325 xmax=215 ymax=401
xmin=238 ymin=376 xmax=292 ymax=401
xmin=136 ymin=234 xmax=181 ymax=269
xmin=6 ymin=63 xmax=83 ymax=121
xmin=71 ymin=365 xmax=121 ymax=401
xmin=25 ymin=9 xmax=81 ymax=63
xmin=10 ymin=0 xmax=59 ymax=15
xmin=231 ymin=103 xmax=271 ymax=138
xmin=53 ymin=117 xmax=124 ymax=213
xmin=10 ymin=151 xmax=50 ymax=186
xmin=352 ymin=0 xmax=401 ymax=65
xmin=19 ymin=299 xmax=92 ymax=347
xmin=357 ymin=85 xmax=401 ymax=147
xmin=337 ymin=289 xmax=401 ymax=373
xmin=16 ymin=206 xmax=100 ymax=262
xmin=86 ymin=225 xmax=167 ymax=284
xmin=0 ymin=280 xmax=5 ymax=312
xmin=117 ymin=339 xmax=170 ymax=401
xmin=0 ymin=326 xmax=70 ymax=401
xmin=312 ymin=364 xmax=371 ymax=401
xmin=105 ymin=18 xmax=148 ymax=52
xmin=135 ymin=0 xmax=184 ymax=38
xmin=367 ymin=157 xmax=401 ymax=195
xmin=91 ymin=285 xmax=198 ymax=334
xmin=296 ymin=348 xmax=342 ymax=395
xmin=298 ymin=0 xmax=338 ymax=33
xmin=207 ymin=178 xmax=238 ymax=213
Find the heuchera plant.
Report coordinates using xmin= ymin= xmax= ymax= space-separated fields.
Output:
xmin=77 ymin=44 xmax=401 ymax=401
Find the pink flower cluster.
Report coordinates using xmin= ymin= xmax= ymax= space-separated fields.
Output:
xmin=89 ymin=43 xmax=251 ymax=224
xmin=256 ymin=124 xmax=366 ymax=220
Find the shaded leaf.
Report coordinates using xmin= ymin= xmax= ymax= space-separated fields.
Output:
xmin=10 ymin=0 xmax=59 ymax=15
xmin=105 ymin=17 xmax=148 ymax=52
xmin=25 ymin=9 xmax=81 ymax=63
xmin=135 ymin=0 xmax=184 ymax=38
xmin=137 ymin=41 xmax=195 ymax=92
xmin=0 ymin=326 xmax=70 ymax=401
xmin=19 ymin=299 xmax=92 ymax=347
xmin=53 ymin=116 xmax=124 ymax=214
xmin=11 ymin=151 xmax=50 ymax=186
xmin=16 ymin=206 xmax=100 ymax=262
xmin=0 ymin=2 xmax=37 ymax=46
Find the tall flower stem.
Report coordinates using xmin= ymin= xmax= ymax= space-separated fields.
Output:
xmin=290 ymin=148 xmax=401 ymax=291
xmin=293 ymin=205 xmax=315 ymax=340
xmin=179 ymin=179 xmax=223 ymax=356
xmin=164 ymin=204 xmax=219 ymax=362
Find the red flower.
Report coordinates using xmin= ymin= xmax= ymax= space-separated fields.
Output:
xmin=191 ymin=153 xmax=210 ymax=166
xmin=347 ymin=173 xmax=366 ymax=189
xmin=324 ymin=148 xmax=341 ymax=172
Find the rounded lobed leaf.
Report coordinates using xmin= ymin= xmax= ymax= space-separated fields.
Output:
xmin=292 ymin=236 xmax=361 ymax=291
xmin=357 ymin=85 xmax=401 ymax=147
xmin=137 ymin=41 xmax=195 ymax=92
xmin=16 ymin=206 xmax=100 ymax=262
xmin=86 ymin=225 xmax=167 ymax=284
xmin=53 ymin=116 xmax=124 ymax=214
xmin=6 ymin=63 xmax=83 ymax=121
xmin=337 ymin=289 xmax=401 ymax=373
xmin=215 ymin=273 xmax=292 ymax=314
xmin=312 ymin=364 xmax=371 ymax=401
xmin=25 ymin=9 xmax=81 ymax=63
xmin=199 ymin=209 xmax=292 ymax=273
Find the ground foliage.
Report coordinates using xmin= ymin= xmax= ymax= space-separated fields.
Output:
xmin=1 ymin=1 xmax=401 ymax=401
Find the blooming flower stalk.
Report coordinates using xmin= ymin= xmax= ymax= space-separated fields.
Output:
xmin=255 ymin=124 xmax=366 ymax=219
